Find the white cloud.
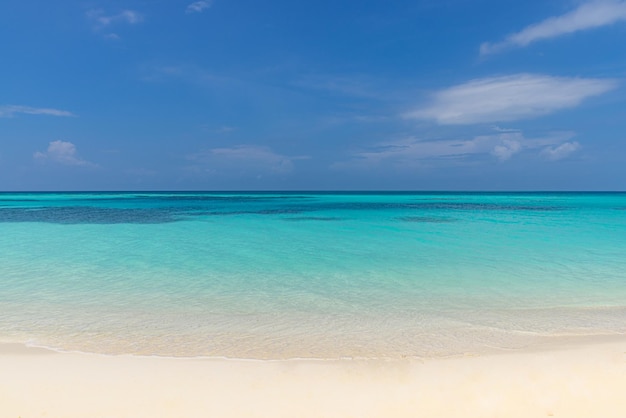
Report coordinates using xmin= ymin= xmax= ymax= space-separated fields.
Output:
xmin=335 ymin=131 xmax=576 ymax=169
xmin=405 ymin=74 xmax=616 ymax=125
xmin=491 ymin=138 xmax=522 ymax=161
xmin=34 ymin=141 xmax=95 ymax=167
xmin=87 ymin=9 xmax=143 ymax=29
xmin=541 ymin=141 xmax=581 ymax=160
xmin=186 ymin=1 xmax=213 ymax=13
xmin=188 ymin=145 xmax=305 ymax=174
xmin=481 ymin=1 xmax=626 ymax=55
xmin=0 ymin=105 xmax=75 ymax=118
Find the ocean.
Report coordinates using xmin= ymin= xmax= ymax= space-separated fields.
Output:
xmin=1 ymin=192 xmax=625 ymax=359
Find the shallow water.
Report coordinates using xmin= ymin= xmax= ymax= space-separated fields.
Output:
xmin=1 ymin=192 xmax=625 ymax=358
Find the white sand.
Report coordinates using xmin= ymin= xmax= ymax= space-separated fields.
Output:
xmin=1 ymin=338 xmax=626 ymax=418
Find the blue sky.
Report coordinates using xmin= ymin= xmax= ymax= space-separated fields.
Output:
xmin=1 ymin=0 xmax=625 ymax=190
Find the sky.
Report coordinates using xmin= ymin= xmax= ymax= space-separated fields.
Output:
xmin=1 ymin=0 xmax=625 ymax=191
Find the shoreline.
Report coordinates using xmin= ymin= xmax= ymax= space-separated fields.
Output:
xmin=4 ymin=331 xmax=626 ymax=361
xmin=2 ymin=335 xmax=626 ymax=417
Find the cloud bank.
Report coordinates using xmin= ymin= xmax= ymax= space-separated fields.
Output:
xmin=0 ymin=105 xmax=75 ymax=118
xmin=481 ymin=1 xmax=626 ymax=55
xmin=405 ymin=74 xmax=616 ymax=125
xmin=34 ymin=141 xmax=95 ymax=167
xmin=335 ymin=131 xmax=579 ymax=170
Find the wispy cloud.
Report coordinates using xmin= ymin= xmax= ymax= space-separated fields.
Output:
xmin=188 ymin=145 xmax=305 ymax=174
xmin=481 ymin=1 xmax=626 ymax=55
xmin=215 ymin=126 xmax=237 ymax=133
xmin=334 ymin=131 xmax=577 ymax=170
xmin=87 ymin=9 xmax=143 ymax=27
xmin=541 ymin=141 xmax=581 ymax=160
xmin=186 ymin=1 xmax=213 ymax=14
xmin=34 ymin=141 xmax=95 ymax=167
xmin=86 ymin=9 xmax=142 ymax=38
xmin=405 ymin=74 xmax=617 ymax=125
xmin=140 ymin=64 xmax=227 ymax=85
xmin=0 ymin=105 xmax=75 ymax=118
xmin=103 ymin=33 xmax=121 ymax=41
xmin=294 ymin=74 xmax=384 ymax=99
xmin=491 ymin=138 xmax=522 ymax=161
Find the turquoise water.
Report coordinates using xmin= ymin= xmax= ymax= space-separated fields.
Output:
xmin=0 ymin=192 xmax=625 ymax=358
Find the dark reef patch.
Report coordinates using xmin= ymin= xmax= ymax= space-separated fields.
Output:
xmin=0 ymin=207 xmax=179 ymax=224
xmin=396 ymin=216 xmax=457 ymax=223
xmin=281 ymin=216 xmax=345 ymax=222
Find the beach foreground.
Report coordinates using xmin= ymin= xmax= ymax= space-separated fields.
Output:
xmin=2 ymin=337 xmax=626 ymax=418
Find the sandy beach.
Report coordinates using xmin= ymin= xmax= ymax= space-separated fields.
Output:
xmin=2 ymin=337 xmax=626 ymax=418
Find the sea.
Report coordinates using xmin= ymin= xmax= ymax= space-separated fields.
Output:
xmin=0 ymin=192 xmax=625 ymax=359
